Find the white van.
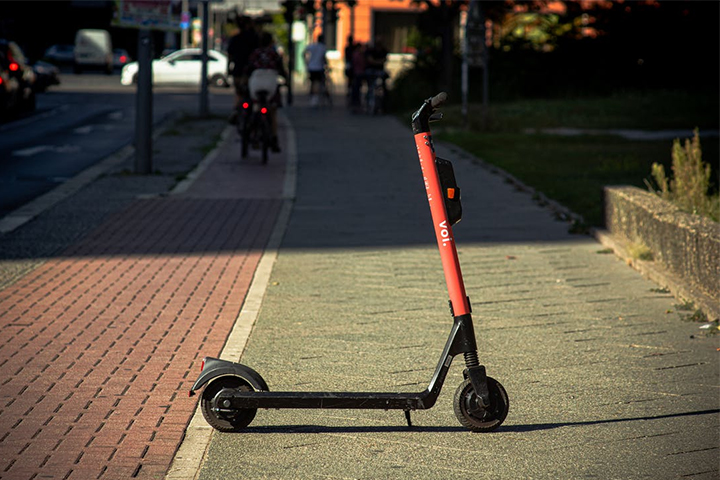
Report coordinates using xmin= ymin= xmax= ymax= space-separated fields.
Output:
xmin=74 ymin=29 xmax=113 ymax=74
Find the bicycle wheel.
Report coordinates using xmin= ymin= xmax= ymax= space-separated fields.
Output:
xmin=260 ymin=115 xmax=270 ymax=164
xmin=373 ymin=82 xmax=384 ymax=115
xmin=239 ymin=110 xmax=250 ymax=159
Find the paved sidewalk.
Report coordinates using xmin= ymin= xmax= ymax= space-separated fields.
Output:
xmin=0 ymin=95 xmax=717 ymax=480
xmin=194 ymin=100 xmax=719 ymax=479
xmin=0 ymin=106 xmax=288 ymax=479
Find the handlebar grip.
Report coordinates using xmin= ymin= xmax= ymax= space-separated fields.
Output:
xmin=430 ymin=92 xmax=448 ymax=108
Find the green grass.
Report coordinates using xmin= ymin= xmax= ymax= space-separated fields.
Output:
xmin=429 ymin=91 xmax=719 ymax=227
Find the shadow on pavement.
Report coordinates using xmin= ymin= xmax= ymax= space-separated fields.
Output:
xmin=220 ymin=409 xmax=719 ymax=435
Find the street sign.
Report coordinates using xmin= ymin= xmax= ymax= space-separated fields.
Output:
xmin=113 ymin=0 xmax=182 ymax=31
xmin=466 ymin=0 xmax=485 ymax=68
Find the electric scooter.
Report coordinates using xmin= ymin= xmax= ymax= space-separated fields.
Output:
xmin=189 ymin=92 xmax=509 ymax=432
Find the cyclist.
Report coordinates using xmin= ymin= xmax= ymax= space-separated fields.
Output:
xmin=303 ymin=34 xmax=328 ymax=107
xmin=247 ymin=32 xmax=286 ymax=152
xmin=227 ymin=17 xmax=258 ymax=124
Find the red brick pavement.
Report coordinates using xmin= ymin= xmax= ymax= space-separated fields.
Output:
xmin=0 ymin=197 xmax=282 ymax=479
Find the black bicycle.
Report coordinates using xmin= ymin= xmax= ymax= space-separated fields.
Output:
xmin=239 ymin=90 xmax=273 ymax=164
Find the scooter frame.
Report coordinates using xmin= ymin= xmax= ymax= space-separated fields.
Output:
xmin=189 ymin=93 xmax=509 ymax=432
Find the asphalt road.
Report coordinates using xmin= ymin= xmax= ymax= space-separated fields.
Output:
xmin=0 ymin=72 xmax=232 ymax=216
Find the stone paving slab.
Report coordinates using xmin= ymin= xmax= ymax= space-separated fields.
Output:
xmin=197 ymin=103 xmax=719 ymax=479
xmin=0 ymin=106 xmax=287 ymax=479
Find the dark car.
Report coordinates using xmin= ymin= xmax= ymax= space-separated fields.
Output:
xmin=0 ymin=39 xmax=36 ymax=119
xmin=43 ymin=44 xmax=75 ymax=65
xmin=32 ymin=60 xmax=60 ymax=92
xmin=113 ymin=48 xmax=131 ymax=69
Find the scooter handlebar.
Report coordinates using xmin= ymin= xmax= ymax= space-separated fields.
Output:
xmin=412 ymin=92 xmax=448 ymax=134
xmin=430 ymin=92 xmax=448 ymax=109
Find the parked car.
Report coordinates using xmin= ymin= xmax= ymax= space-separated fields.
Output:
xmin=120 ymin=48 xmax=229 ymax=87
xmin=113 ymin=48 xmax=131 ymax=69
xmin=74 ymin=29 xmax=113 ymax=74
xmin=32 ymin=60 xmax=60 ymax=92
xmin=0 ymin=39 xmax=36 ymax=119
xmin=43 ymin=44 xmax=75 ymax=65
xmin=0 ymin=57 xmax=20 ymax=120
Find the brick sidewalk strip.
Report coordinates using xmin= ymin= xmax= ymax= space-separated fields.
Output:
xmin=0 ymin=197 xmax=281 ymax=479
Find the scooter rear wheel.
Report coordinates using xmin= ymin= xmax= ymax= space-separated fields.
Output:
xmin=453 ymin=376 xmax=509 ymax=432
xmin=201 ymin=376 xmax=257 ymax=432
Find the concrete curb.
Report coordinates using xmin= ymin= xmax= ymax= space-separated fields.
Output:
xmin=601 ymin=185 xmax=719 ymax=321
xmin=164 ymin=112 xmax=297 ymax=480
xmin=439 ymin=141 xmax=719 ymax=322
xmin=593 ymin=228 xmax=719 ymax=322
xmin=170 ymin=125 xmax=235 ymax=196
xmin=0 ymin=111 xmax=180 ymax=234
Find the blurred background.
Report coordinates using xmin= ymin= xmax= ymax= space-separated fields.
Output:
xmin=0 ymin=0 xmax=717 ymax=227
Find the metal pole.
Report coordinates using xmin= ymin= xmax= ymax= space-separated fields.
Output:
xmin=461 ymin=3 xmax=470 ymax=128
xmin=200 ymin=0 xmax=209 ymax=117
xmin=322 ymin=2 xmax=328 ymax=41
xmin=181 ymin=0 xmax=189 ymax=49
xmin=287 ymin=22 xmax=294 ymax=105
xmin=350 ymin=3 xmax=355 ymax=39
xmin=479 ymin=1 xmax=489 ymax=128
xmin=135 ymin=28 xmax=153 ymax=174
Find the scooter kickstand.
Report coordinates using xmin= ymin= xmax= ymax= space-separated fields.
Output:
xmin=404 ymin=410 xmax=413 ymax=428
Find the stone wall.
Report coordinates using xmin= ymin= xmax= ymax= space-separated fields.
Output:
xmin=604 ymin=186 xmax=719 ymax=312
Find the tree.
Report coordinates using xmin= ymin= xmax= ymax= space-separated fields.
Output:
xmin=414 ymin=0 xmax=466 ymax=92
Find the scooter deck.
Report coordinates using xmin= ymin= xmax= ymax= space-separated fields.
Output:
xmin=220 ymin=390 xmax=435 ymax=410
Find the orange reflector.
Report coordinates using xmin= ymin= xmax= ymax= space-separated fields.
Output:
xmin=447 ymin=188 xmax=456 ymax=199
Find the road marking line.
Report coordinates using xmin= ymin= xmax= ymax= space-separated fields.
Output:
xmin=11 ymin=146 xmax=52 ymax=157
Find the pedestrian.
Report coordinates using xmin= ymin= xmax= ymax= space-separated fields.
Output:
xmin=344 ymin=35 xmax=354 ymax=106
xmin=227 ymin=17 xmax=258 ymax=123
xmin=303 ymin=34 xmax=327 ymax=107
xmin=350 ymin=43 xmax=366 ymax=113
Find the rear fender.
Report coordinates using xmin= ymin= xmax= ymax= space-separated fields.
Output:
xmin=189 ymin=357 xmax=268 ymax=396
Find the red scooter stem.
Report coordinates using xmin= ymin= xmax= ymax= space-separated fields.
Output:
xmin=414 ymin=132 xmax=470 ymax=316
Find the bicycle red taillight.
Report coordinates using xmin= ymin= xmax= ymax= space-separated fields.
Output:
xmin=260 ymin=107 xmax=268 ymax=115
xmin=242 ymin=102 xmax=250 ymax=109
xmin=9 ymin=62 xmax=19 ymax=72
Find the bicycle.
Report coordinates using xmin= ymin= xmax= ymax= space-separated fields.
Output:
xmin=309 ymin=68 xmax=333 ymax=107
xmin=239 ymin=90 xmax=273 ymax=164
xmin=365 ymin=69 xmax=388 ymax=115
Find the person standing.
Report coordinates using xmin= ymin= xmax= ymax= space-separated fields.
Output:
xmin=303 ymin=34 xmax=327 ymax=106
xmin=344 ymin=35 xmax=355 ymax=106
xmin=350 ymin=42 xmax=366 ymax=113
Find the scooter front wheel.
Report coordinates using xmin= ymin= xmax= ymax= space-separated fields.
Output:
xmin=201 ymin=376 xmax=257 ymax=432
xmin=453 ymin=377 xmax=509 ymax=432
